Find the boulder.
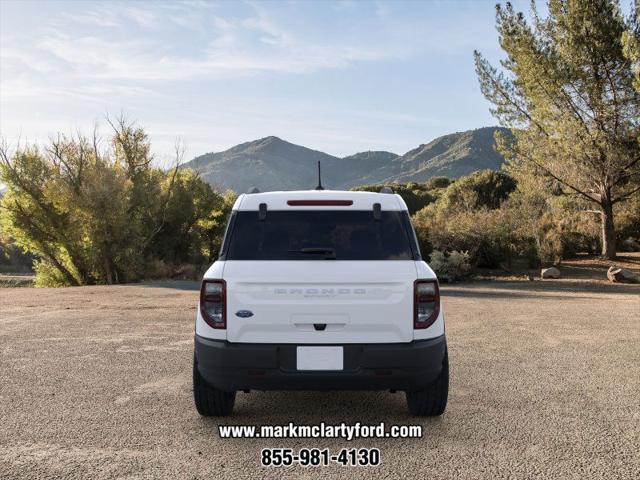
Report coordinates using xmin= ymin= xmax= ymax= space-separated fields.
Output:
xmin=541 ymin=267 xmax=561 ymax=279
xmin=607 ymin=266 xmax=638 ymax=283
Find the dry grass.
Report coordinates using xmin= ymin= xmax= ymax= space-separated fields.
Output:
xmin=0 ymin=274 xmax=35 ymax=288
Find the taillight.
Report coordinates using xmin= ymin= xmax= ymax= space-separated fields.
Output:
xmin=200 ymin=279 xmax=226 ymax=329
xmin=414 ymin=279 xmax=440 ymax=329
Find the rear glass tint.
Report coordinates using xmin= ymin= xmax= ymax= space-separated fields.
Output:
xmin=226 ymin=210 xmax=415 ymax=260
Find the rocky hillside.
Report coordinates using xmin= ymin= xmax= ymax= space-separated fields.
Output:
xmin=182 ymin=127 xmax=510 ymax=192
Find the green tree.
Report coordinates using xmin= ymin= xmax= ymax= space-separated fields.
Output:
xmin=148 ymin=170 xmax=235 ymax=266
xmin=437 ymin=170 xmax=516 ymax=213
xmin=475 ymin=0 xmax=640 ymax=259
xmin=0 ymin=120 xmax=186 ymax=285
xmin=623 ymin=2 xmax=640 ymax=92
xmin=194 ymin=189 xmax=237 ymax=263
xmin=0 ymin=144 xmax=87 ymax=285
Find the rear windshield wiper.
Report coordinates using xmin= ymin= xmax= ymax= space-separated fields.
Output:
xmin=288 ymin=247 xmax=337 ymax=259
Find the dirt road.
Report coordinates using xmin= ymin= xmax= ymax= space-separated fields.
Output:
xmin=1 ymin=281 xmax=638 ymax=479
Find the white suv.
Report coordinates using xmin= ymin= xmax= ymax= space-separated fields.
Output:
xmin=193 ymin=189 xmax=448 ymax=416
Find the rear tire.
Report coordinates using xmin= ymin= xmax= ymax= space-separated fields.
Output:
xmin=193 ymin=354 xmax=236 ymax=416
xmin=405 ymin=350 xmax=449 ymax=416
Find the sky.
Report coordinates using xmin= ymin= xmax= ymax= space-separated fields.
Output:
xmin=0 ymin=0 xmax=534 ymax=164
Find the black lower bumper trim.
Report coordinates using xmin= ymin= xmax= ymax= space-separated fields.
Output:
xmin=194 ymin=335 xmax=446 ymax=392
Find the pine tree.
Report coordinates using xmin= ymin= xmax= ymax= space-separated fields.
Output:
xmin=475 ymin=0 xmax=640 ymax=259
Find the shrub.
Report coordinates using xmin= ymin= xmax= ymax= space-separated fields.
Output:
xmin=412 ymin=171 xmax=519 ymax=265
xmin=428 ymin=250 xmax=471 ymax=282
xmin=616 ymin=194 xmax=640 ymax=246
xmin=353 ymin=182 xmax=436 ymax=214
xmin=145 ymin=259 xmax=174 ymax=280
xmin=425 ymin=176 xmax=451 ymax=189
xmin=414 ymin=205 xmax=521 ymax=268
xmin=172 ymin=263 xmax=200 ymax=280
xmin=438 ymin=170 xmax=516 ymax=213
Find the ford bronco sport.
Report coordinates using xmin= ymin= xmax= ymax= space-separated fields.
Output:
xmin=193 ymin=189 xmax=448 ymax=416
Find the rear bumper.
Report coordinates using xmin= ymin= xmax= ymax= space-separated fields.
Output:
xmin=194 ymin=335 xmax=447 ymax=392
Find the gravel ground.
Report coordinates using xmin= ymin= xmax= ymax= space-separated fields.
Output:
xmin=0 ymin=280 xmax=638 ymax=479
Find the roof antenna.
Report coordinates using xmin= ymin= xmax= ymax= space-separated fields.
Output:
xmin=315 ymin=161 xmax=324 ymax=190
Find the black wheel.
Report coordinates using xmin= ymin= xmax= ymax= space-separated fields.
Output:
xmin=406 ymin=350 xmax=449 ymax=416
xmin=193 ymin=354 xmax=236 ymax=416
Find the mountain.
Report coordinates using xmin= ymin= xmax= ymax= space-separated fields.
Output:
xmin=369 ymin=126 xmax=511 ymax=183
xmin=341 ymin=150 xmax=399 ymax=166
xmin=183 ymin=136 xmax=342 ymax=193
xmin=182 ymin=127 xmax=510 ymax=192
xmin=340 ymin=151 xmax=399 ymax=179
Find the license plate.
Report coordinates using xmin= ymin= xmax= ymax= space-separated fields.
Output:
xmin=296 ymin=346 xmax=343 ymax=371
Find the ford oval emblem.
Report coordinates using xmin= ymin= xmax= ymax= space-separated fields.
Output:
xmin=235 ymin=310 xmax=254 ymax=318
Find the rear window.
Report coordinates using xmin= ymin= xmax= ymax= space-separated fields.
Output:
xmin=224 ymin=210 xmax=417 ymax=261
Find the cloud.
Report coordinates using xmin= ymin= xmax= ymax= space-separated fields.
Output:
xmin=3 ymin=0 xmax=487 ymax=91
xmin=62 ymin=10 xmax=122 ymax=28
xmin=61 ymin=3 xmax=161 ymax=29
xmin=29 ymin=33 xmax=388 ymax=82
xmin=0 ymin=0 xmax=499 ymax=160
xmin=241 ymin=12 xmax=293 ymax=48
xmin=122 ymin=6 xmax=158 ymax=27
xmin=9 ymin=4 xmax=397 ymax=83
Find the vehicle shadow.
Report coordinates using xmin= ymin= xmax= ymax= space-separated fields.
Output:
xmin=205 ymin=390 xmax=443 ymax=430
xmin=139 ymin=280 xmax=200 ymax=291
xmin=441 ymin=279 xmax=640 ymax=300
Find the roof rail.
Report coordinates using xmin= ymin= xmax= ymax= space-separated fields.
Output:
xmin=247 ymin=186 xmax=260 ymax=194
xmin=379 ymin=187 xmax=394 ymax=194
